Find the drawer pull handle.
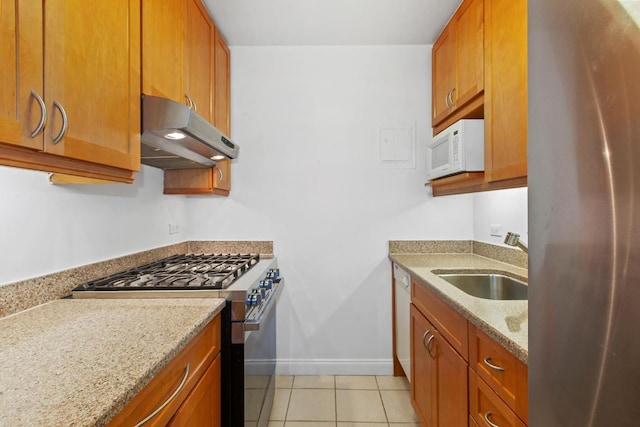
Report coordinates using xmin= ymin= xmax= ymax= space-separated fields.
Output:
xmin=134 ymin=363 xmax=190 ymax=427
xmin=422 ymin=330 xmax=431 ymax=350
xmin=29 ymin=90 xmax=47 ymax=138
xmin=483 ymin=357 xmax=505 ymax=372
xmin=484 ymin=411 xmax=501 ymax=427
xmin=426 ymin=334 xmax=436 ymax=359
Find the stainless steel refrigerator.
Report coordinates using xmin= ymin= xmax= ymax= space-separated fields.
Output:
xmin=529 ymin=0 xmax=640 ymax=425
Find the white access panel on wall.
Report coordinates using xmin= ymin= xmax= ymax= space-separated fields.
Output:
xmin=379 ymin=123 xmax=415 ymax=168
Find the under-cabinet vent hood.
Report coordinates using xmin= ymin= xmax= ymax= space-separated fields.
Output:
xmin=140 ymin=95 xmax=239 ymax=170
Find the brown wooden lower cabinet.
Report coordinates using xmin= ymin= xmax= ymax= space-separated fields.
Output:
xmin=469 ymin=369 xmax=526 ymax=427
xmin=468 ymin=324 xmax=528 ymax=423
xmin=410 ymin=304 xmax=468 ymax=426
xmin=108 ymin=314 xmax=221 ymax=426
xmin=168 ymin=353 xmax=221 ymax=427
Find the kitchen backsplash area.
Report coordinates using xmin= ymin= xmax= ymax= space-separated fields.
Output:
xmin=0 ymin=240 xmax=273 ymax=318
xmin=389 ymin=239 xmax=527 ymax=269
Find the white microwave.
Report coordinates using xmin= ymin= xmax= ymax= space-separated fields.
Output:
xmin=426 ymin=119 xmax=484 ymax=181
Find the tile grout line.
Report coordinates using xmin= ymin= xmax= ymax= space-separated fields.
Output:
xmin=284 ymin=375 xmax=294 ymax=423
xmin=376 ymin=375 xmax=391 ymax=426
xmin=333 ymin=375 xmax=338 ymax=427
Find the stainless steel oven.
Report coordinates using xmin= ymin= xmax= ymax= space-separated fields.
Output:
xmin=71 ymin=253 xmax=283 ymax=427
xmin=221 ymin=260 xmax=282 ymax=427
xmin=223 ymin=277 xmax=279 ymax=427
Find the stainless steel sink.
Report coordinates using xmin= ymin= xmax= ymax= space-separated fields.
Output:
xmin=437 ymin=273 xmax=528 ymax=300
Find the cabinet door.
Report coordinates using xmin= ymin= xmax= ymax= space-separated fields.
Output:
xmin=433 ymin=328 xmax=468 ymax=426
xmin=169 ymin=354 xmax=221 ymax=427
xmin=142 ymin=0 xmax=184 ymax=102
xmin=213 ymin=27 xmax=231 ymax=194
xmin=184 ymin=0 xmax=214 ymax=123
xmin=162 ymin=13 xmax=231 ymax=196
xmin=411 ymin=304 xmax=437 ymax=427
xmin=432 ymin=23 xmax=457 ymax=127
xmin=0 ymin=0 xmax=43 ymax=151
xmin=411 ymin=304 xmax=468 ymax=427
xmin=484 ymin=0 xmax=527 ymax=182
xmin=456 ymin=0 xmax=484 ymax=107
xmin=44 ymin=0 xmax=140 ymax=171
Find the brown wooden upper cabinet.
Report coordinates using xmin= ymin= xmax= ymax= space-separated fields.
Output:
xmin=0 ymin=0 xmax=140 ymax=183
xmin=430 ymin=0 xmax=527 ymax=196
xmin=143 ymin=0 xmax=232 ymax=196
xmin=484 ymin=0 xmax=527 ymax=183
xmin=432 ymin=0 xmax=484 ymax=134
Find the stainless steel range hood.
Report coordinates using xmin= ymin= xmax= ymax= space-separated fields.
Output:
xmin=140 ymin=95 xmax=239 ymax=170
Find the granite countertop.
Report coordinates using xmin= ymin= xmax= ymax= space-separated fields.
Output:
xmin=390 ymin=253 xmax=528 ymax=364
xmin=0 ymin=298 xmax=226 ymax=427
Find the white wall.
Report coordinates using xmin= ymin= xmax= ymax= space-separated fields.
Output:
xmin=0 ymin=44 xmax=529 ymax=375
xmin=186 ymin=45 xmax=475 ymax=374
xmin=473 ymin=187 xmax=528 ymax=246
xmin=0 ymin=165 xmax=188 ymax=285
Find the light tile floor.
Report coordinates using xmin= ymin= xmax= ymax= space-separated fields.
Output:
xmin=268 ymin=375 xmax=420 ymax=427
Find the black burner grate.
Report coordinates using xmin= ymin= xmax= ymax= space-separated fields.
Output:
xmin=73 ymin=253 xmax=260 ymax=291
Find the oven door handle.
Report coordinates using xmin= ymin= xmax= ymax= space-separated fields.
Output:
xmin=244 ymin=279 xmax=284 ymax=331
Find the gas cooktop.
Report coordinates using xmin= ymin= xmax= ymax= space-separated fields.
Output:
xmin=72 ymin=253 xmax=260 ymax=292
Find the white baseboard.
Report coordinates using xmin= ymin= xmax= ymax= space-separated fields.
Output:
xmin=275 ymin=359 xmax=394 ymax=376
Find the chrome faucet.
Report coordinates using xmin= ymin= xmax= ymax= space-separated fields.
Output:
xmin=504 ymin=232 xmax=528 ymax=253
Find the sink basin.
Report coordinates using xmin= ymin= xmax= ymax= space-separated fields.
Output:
xmin=437 ymin=274 xmax=528 ymax=300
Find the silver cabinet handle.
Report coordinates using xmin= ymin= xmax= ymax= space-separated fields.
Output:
xmin=446 ymin=89 xmax=454 ymax=109
xmin=51 ymin=101 xmax=68 ymax=144
xmin=29 ymin=90 xmax=47 ymax=138
xmin=450 ymin=87 xmax=456 ymax=107
xmin=483 ymin=357 xmax=505 ymax=372
xmin=422 ymin=330 xmax=432 ymax=350
xmin=216 ymin=166 xmax=223 ymax=183
xmin=426 ymin=334 xmax=436 ymax=359
xmin=484 ymin=412 xmax=501 ymax=427
xmin=134 ymin=363 xmax=190 ymax=427
xmin=184 ymin=94 xmax=197 ymax=113
xmin=445 ymin=90 xmax=452 ymax=109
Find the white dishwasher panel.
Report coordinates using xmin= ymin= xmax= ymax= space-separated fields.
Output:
xmin=393 ymin=263 xmax=411 ymax=381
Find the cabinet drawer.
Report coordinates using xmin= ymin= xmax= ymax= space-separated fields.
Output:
xmin=469 ymin=369 xmax=526 ymax=427
xmin=412 ymin=279 xmax=469 ymax=360
xmin=109 ymin=314 xmax=221 ymax=426
xmin=169 ymin=353 xmax=221 ymax=426
xmin=468 ymin=323 xmax=528 ymax=422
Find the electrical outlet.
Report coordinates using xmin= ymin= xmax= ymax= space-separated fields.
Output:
xmin=490 ymin=224 xmax=502 ymax=237
xmin=168 ymin=224 xmax=180 ymax=235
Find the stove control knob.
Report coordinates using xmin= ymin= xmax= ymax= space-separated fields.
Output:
xmin=259 ymin=287 xmax=267 ymax=298
xmin=259 ymin=279 xmax=273 ymax=290
xmin=267 ymin=269 xmax=280 ymax=280
xmin=246 ymin=291 xmax=262 ymax=307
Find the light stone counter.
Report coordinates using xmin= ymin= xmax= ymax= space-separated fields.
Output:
xmin=0 ymin=298 xmax=226 ymax=427
xmin=390 ymin=253 xmax=528 ymax=364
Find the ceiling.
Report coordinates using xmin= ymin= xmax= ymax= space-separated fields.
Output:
xmin=203 ymin=0 xmax=462 ymax=46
